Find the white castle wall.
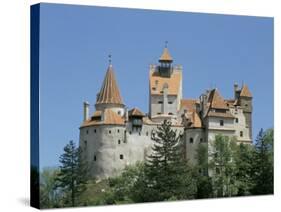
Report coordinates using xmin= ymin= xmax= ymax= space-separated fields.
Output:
xmin=229 ymin=107 xmax=251 ymax=143
xmin=185 ymin=128 xmax=205 ymax=165
xmin=80 ymin=122 xmax=184 ymax=179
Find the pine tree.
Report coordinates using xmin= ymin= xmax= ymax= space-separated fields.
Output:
xmin=234 ymin=143 xmax=254 ymax=196
xmin=144 ymin=120 xmax=196 ymax=201
xmin=250 ymin=128 xmax=273 ymax=195
xmin=55 ymin=140 xmax=89 ymax=207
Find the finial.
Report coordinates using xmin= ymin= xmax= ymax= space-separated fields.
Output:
xmin=108 ymin=54 xmax=112 ymax=65
xmin=165 ymin=41 xmax=168 ymax=48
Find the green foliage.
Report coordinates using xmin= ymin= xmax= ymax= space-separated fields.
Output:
xmin=250 ymin=128 xmax=274 ymax=195
xmin=39 ymin=128 xmax=274 ymax=208
xmin=209 ymin=135 xmax=238 ymax=197
xmin=194 ymin=144 xmax=213 ymax=198
xmin=40 ymin=167 xmax=63 ymax=208
xmin=108 ymin=162 xmax=144 ymax=203
xmin=142 ymin=120 xmax=196 ymax=201
xmin=234 ymin=143 xmax=254 ymax=196
xmin=55 ymin=140 xmax=89 ymax=207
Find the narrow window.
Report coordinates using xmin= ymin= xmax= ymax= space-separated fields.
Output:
xmin=94 ymin=129 xmax=97 ymax=133
xmin=84 ymin=140 xmax=87 ymax=146
xmin=139 ymin=132 xmax=141 ymax=136
xmin=86 ymin=130 xmax=89 ymax=134
xmin=120 ymin=154 xmax=124 ymax=160
xmin=236 ymin=118 xmax=239 ymax=123
xmin=117 ymin=129 xmax=120 ymax=133
xmin=94 ymin=155 xmax=96 ymax=161
xmin=220 ymin=120 xmax=224 ymax=126
xmin=189 ymin=138 xmax=194 ymax=144
xmin=200 ymin=138 xmax=203 ymax=143
xmin=129 ymin=131 xmax=132 ymax=134
xmin=118 ymin=140 xmax=121 ymax=144
xmin=109 ymin=130 xmax=111 ymax=134
xmin=240 ymin=131 xmax=243 ymax=137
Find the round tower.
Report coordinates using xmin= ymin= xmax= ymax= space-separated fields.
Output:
xmin=79 ymin=58 xmax=128 ymax=179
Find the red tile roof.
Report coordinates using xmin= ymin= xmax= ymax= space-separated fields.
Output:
xmin=96 ymin=65 xmax=123 ymax=105
xmin=240 ymin=84 xmax=252 ymax=98
xmin=208 ymin=89 xmax=228 ymax=109
xmin=180 ymin=99 xmax=198 ymax=112
xmin=128 ymin=108 xmax=145 ymax=117
xmin=159 ymin=47 xmax=173 ymax=61
xmin=80 ymin=109 xmax=125 ymax=128
xmin=149 ymin=70 xmax=182 ymax=95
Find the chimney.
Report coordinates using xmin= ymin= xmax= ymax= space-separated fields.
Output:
xmin=234 ymin=83 xmax=239 ymax=99
xmin=83 ymin=101 xmax=90 ymax=121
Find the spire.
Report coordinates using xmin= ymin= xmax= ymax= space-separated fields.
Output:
xmin=240 ymin=84 xmax=252 ymax=98
xmin=96 ymin=58 xmax=123 ymax=105
xmin=159 ymin=41 xmax=173 ymax=62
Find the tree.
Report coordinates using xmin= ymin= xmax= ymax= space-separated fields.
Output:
xmin=250 ymin=128 xmax=274 ymax=195
xmin=143 ymin=120 xmax=196 ymax=201
xmin=55 ymin=140 xmax=89 ymax=207
xmin=209 ymin=135 xmax=238 ymax=197
xmin=40 ymin=168 xmax=63 ymax=208
xmin=194 ymin=144 xmax=213 ymax=198
xmin=234 ymin=143 xmax=254 ymax=196
xmin=107 ymin=162 xmax=145 ymax=203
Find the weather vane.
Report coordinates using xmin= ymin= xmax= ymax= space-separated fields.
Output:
xmin=165 ymin=40 xmax=168 ymax=48
xmin=108 ymin=54 xmax=112 ymax=65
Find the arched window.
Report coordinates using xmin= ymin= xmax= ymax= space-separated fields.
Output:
xmin=189 ymin=137 xmax=194 ymax=144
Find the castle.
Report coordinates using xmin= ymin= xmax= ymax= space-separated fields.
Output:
xmin=79 ymin=46 xmax=253 ymax=179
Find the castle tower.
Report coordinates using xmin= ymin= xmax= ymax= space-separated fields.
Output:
xmin=238 ymin=84 xmax=253 ymax=139
xmin=95 ymin=59 xmax=125 ymax=117
xmin=149 ymin=44 xmax=183 ymax=123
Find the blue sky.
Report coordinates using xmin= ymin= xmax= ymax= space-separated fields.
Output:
xmin=39 ymin=3 xmax=273 ymax=169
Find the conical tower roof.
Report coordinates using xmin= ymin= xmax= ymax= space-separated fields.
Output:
xmin=159 ymin=47 xmax=173 ymax=62
xmin=240 ymin=84 xmax=252 ymax=98
xmin=96 ymin=64 xmax=123 ymax=105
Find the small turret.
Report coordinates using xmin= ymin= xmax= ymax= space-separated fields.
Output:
xmin=234 ymin=83 xmax=240 ymax=100
xmin=238 ymin=84 xmax=253 ymax=139
xmin=83 ymin=101 xmax=90 ymax=121
xmin=158 ymin=41 xmax=173 ymax=77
